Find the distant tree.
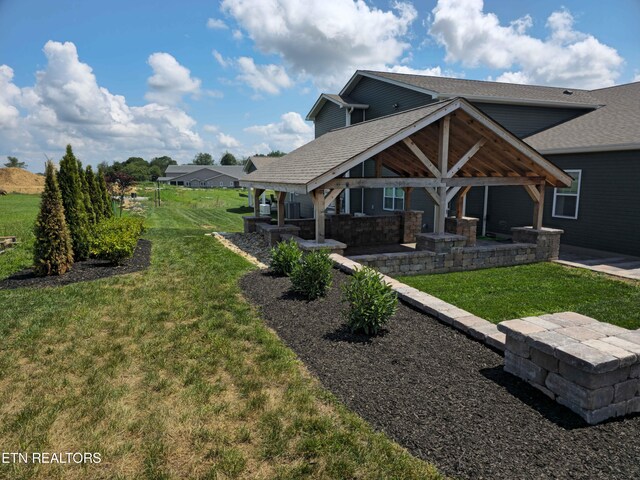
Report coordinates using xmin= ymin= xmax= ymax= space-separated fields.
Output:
xmin=150 ymin=156 xmax=176 ymax=176
xmin=220 ymin=151 xmax=237 ymax=165
xmin=33 ymin=161 xmax=74 ymax=276
xmin=193 ymin=152 xmax=214 ymax=165
xmin=254 ymin=150 xmax=287 ymax=158
xmin=97 ymin=169 xmax=113 ymax=219
xmin=106 ymin=171 xmax=135 ymax=217
xmin=149 ymin=165 xmax=162 ymax=181
xmin=86 ymin=165 xmax=105 ymax=223
xmin=122 ymin=157 xmax=151 ymax=181
xmin=77 ymin=160 xmax=96 ymax=225
xmin=57 ymin=145 xmax=91 ymax=260
xmin=5 ymin=156 xmax=26 ymax=168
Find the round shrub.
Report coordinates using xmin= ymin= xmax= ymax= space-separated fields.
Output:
xmin=290 ymin=249 xmax=333 ymax=300
xmin=90 ymin=217 xmax=145 ymax=264
xmin=270 ymin=238 xmax=302 ymax=276
xmin=342 ymin=266 xmax=398 ymax=335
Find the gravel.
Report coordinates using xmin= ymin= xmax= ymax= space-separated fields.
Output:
xmin=0 ymin=239 xmax=151 ymax=290
xmin=220 ymin=232 xmax=271 ymax=264
xmin=241 ymin=268 xmax=640 ymax=480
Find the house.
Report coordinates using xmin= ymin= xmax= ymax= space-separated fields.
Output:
xmin=158 ymin=165 xmax=245 ymax=188
xmin=298 ymin=71 xmax=639 ymax=256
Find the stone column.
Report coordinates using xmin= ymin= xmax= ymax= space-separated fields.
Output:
xmin=511 ymin=226 xmax=564 ymax=260
xmin=445 ymin=216 xmax=479 ymax=247
xmin=401 ymin=210 xmax=423 ymax=243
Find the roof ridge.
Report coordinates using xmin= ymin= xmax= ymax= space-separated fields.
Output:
xmin=327 ymin=97 xmax=455 ymax=133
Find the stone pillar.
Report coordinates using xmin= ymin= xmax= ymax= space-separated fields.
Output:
xmin=511 ymin=226 xmax=564 ymax=261
xmin=415 ymin=233 xmax=466 ymax=254
xmin=445 ymin=216 xmax=478 ymax=247
xmin=243 ymin=215 xmax=272 ymax=233
xmin=401 ymin=210 xmax=423 ymax=243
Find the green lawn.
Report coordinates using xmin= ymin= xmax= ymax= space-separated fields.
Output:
xmin=0 ymin=187 xmax=441 ymax=480
xmin=399 ymin=262 xmax=640 ymax=329
xmin=0 ymin=193 xmax=41 ymax=278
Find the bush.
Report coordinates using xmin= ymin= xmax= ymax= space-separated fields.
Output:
xmin=342 ymin=266 xmax=398 ymax=335
xmin=33 ymin=161 xmax=74 ymax=276
xmin=90 ymin=217 xmax=145 ymax=263
xmin=270 ymin=238 xmax=302 ymax=276
xmin=290 ymin=249 xmax=333 ymax=300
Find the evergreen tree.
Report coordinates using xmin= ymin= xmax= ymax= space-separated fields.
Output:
xmin=97 ymin=169 xmax=113 ymax=218
xmin=33 ymin=161 xmax=74 ymax=276
xmin=57 ymin=145 xmax=91 ymax=260
xmin=86 ymin=165 xmax=104 ymax=223
xmin=77 ymin=160 xmax=96 ymax=225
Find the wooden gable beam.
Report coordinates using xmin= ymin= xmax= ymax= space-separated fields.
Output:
xmin=447 ymin=138 xmax=486 ymax=177
xmin=324 ymin=188 xmax=344 ymax=206
xmin=402 ymin=137 xmax=441 ymax=178
xmin=424 ymin=187 xmax=440 ymax=206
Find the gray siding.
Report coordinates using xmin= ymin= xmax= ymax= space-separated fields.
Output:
xmin=314 ymin=101 xmax=345 ymax=138
xmin=473 ymin=103 xmax=591 ymax=138
xmin=350 ymin=108 xmax=365 ymax=124
xmin=481 ymin=150 xmax=639 ymax=256
xmin=348 ymin=76 xmax=434 ymax=120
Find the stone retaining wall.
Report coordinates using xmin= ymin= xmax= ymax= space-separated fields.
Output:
xmin=351 ymin=242 xmax=538 ymax=276
xmin=499 ymin=313 xmax=640 ymax=424
xmin=282 ymin=211 xmax=423 ymax=247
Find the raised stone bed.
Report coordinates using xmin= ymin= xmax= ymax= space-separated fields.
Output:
xmin=499 ymin=313 xmax=640 ymax=424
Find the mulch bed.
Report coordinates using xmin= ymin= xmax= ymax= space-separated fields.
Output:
xmin=0 ymin=239 xmax=151 ymax=290
xmin=241 ymin=268 xmax=640 ymax=480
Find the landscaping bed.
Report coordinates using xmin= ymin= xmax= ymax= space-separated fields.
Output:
xmin=0 ymin=238 xmax=151 ymax=289
xmin=241 ymin=268 xmax=640 ymax=480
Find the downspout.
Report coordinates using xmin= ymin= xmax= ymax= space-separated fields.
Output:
xmin=346 ymin=106 xmax=354 ymax=127
xmin=343 ymin=107 xmax=355 ymax=214
xmin=482 ymin=186 xmax=489 ymax=237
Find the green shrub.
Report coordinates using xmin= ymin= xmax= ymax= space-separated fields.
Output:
xmin=270 ymin=238 xmax=302 ymax=276
xmin=342 ymin=266 xmax=398 ymax=335
xmin=90 ymin=217 xmax=145 ymax=263
xmin=290 ymin=249 xmax=333 ymax=300
xmin=33 ymin=161 xmax=74 ymax=276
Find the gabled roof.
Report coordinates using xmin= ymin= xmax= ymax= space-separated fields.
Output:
xmin=243 ymin=155 xmax=280 ymax=173
xmin=165 ymin=164 xmax=245 ymax=179
xmin=525 ymin=81 xmax=640 ymax=154
xmin=242 ymin=98 xmax=571 ymax=193
xmin=341 ymin=70 xmax=603 ymax=109
xmin=306 ymin=93 xmax=369 ymax=120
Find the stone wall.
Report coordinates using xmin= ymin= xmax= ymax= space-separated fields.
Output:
xmin=445 ymin=217 xmax=478 ymax=247
xmin=499 ymin=313 xmax=640 ymax=425
xmin=511 ymin=227 xmax=563 ymax=261
xmin=351 ymin=242 xmax=538 ymax=276
xmin=283 ymin=211 xmax=423 ymax=247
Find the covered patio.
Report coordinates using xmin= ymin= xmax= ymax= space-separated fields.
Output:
xmin=240 ymin=98 xmax=572 ymax=274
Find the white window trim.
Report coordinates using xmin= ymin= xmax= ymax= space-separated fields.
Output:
xmin=382 ymin=187 xmax=405 ymax=211
xmin=552 ymin=169 xmax=581 ymax=220
xmin=219 ymin=181 xmax=224 ymax=187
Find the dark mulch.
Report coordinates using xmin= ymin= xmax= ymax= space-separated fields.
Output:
xmin=241 ymin=269 xmax=640 ymax=480
xmin=0 ymin=239 xmax=151 ymax=290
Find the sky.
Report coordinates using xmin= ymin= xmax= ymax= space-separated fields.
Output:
xmin=0 ymin=0 xmax=639 ymax=172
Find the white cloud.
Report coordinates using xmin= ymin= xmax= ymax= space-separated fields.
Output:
xmin=385 ymin=65 xmax=445 ymax=76
xmin=217 ymin=132 xmax=241 ymax=148
xmin=0 ymin=41 xmax=205 ymax=166
xmin=203 ymin=124 xmax=219 ymax=133
xmin=221 ymin=0 xmax=419 ymax=90
xmin=232 ymin=29 xmax=244 ymax=41
xmin=0 ymin=65 xmax=22 ymax=127
xmin=145 ymin=52 xmax=202 ymax=105
xmin=207 ymin=18 xmax=228 ymax=29
xmin=212 ymin=49 xmax=229 ymax=68
xmin=236 ymin=57 xmax=293 ymax=95
xmin=633 ymin=72 xmax=640 ymax=82
xmin=429 ymin=0 xmax=623 ymax=88
xmin=245 ymin=112 xmax=312 ymax=152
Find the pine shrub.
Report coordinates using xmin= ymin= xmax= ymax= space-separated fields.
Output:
xmin=97 ymin=169 xmax=113 ymax=218
xmin=86 ymin=165 xmax=105 ymax=223
xmin=90 ymin=217 xmax=145 ymax=264
xmin=33 ymin=161 xmax=74 ymax=276
xmin=270 ymin=238 xmax=302 ymax=276
xmin=57 ymin=145 xmax=91 ymax=260
xmin=290 ymin=249 xmax=333 ymax=300
xmin=342 ymin=266 xmax=398 ymax=335
xmin=77 ymin=160 xmax=96 ymax=225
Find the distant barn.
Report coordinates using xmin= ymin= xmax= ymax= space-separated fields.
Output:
xmin=157 ymin=165 xmax=245 ymax=188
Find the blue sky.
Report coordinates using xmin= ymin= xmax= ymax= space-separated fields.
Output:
xmin=1 ymin=0 xmax=638 ymax=171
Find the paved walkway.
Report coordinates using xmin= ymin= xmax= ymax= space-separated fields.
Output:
xmin=556 ymin=245 xmax=640 ymax=281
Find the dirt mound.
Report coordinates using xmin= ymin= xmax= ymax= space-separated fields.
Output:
xmin=0 ymin=168 xmax=45 ymax=194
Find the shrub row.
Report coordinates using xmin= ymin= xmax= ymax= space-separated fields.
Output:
xmin=269 ymin=239 xmax=397 ymax=334
xmin=90 ymin=217 xmax=145 ymax=263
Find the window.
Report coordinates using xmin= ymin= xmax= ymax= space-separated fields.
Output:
xmin=552 ymin=169 xmax=581 ymax=219
xmin=229 ymin=181 xmax=234 ymax=187
xmin=383 ymin=187 xmax=404 ymax=211
xmin=219 ymin=181 xmax=224 ymax=187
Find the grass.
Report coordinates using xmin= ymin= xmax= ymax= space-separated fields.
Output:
xmin=0 ymin=194 xmax=40 ymax=278
xmin=398 ymin=262 xmax=640 ymax=329
xmin=0 ymin=186 xmax=441 ymax=479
